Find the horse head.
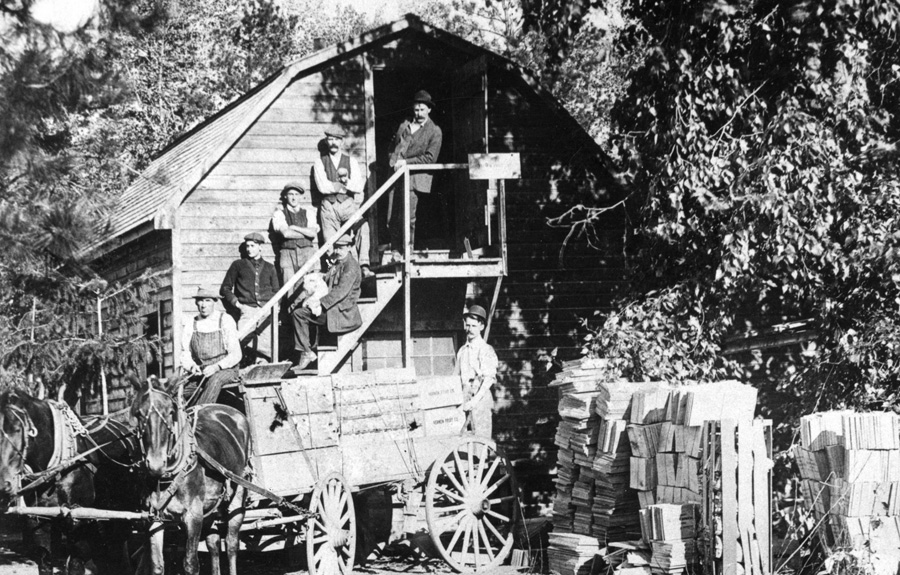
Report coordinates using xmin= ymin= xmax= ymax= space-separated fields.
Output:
xmin=130 ymin=375 xmax=183 ymax=478
xmin=0 ymin=390 xmax=38 ymax=504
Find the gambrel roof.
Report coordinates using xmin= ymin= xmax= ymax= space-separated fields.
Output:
xmin=90 ymin=14 xmax=613 ymax=257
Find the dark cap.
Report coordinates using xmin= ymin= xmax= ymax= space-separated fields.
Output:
xmin=324 ymin=127 xmax=346 ymax=139
xmin=244 ymin=232 xmax=266 ymax=244
xmin=193 ymin=287 xmax=221 ymax=300
xmin=463 ymin=305 xmax=487 ymax=322
xmin=282 ymin=181 xmax=306 ymax=194
xmin=412 ymin=90 xmax=434 ymax=108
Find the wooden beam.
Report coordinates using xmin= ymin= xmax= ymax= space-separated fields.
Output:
xmin=485 ymin=276 xmax=503 ymax=342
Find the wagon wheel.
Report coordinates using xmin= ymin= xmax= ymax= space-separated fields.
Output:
xmin=425 ymin=437 xmax=518 ymax=573
xmin=307 ymin=472 xmax=356 ymax=575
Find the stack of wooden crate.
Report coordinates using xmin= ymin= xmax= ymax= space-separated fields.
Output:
xmin=592 ymin=381 xmax=649 ymax=543
xmin=796 ymin=411 xmax=900 ymax=557
xmin=551 ymin=360 xmax=608 ymax=535
xmin=639 ymin=503 xmax=700 ymax=574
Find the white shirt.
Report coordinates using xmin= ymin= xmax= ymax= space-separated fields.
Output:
xmin=312 ymin=152 xmax=364 ymax=199
xmin=271 ymin=203 xmax=318 ymax=236
xmin=456 ymin=337 xmax=498 ymax=398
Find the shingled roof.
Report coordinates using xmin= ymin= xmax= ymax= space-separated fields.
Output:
xmin=90 ymin=14 xmax=612 ymax=257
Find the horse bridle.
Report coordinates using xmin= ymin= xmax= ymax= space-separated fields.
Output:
xmin=0 ymin=405 xmax=37 ymax=480
xmin=134 ymin=386 xmax=194 ymax=479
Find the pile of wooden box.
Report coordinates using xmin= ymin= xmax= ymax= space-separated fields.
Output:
xmin=796 ymin=411 xmax=900 ymax=559
xmin=638 ymin=503 xmax=700 ymax=575
xmin=549 ymin=363 xmax=767 ymax=575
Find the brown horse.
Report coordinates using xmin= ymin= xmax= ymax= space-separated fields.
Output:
xmin=130 ymin=376 xmax=250 ymax=575
xmin=0 ymin=388 xmax=142 ymax=574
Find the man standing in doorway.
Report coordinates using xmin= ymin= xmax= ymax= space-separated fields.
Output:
xmin=313 ymin=128 xmax=371 ymax=274
xmin=271 ymin=182 xmax=319 ymax=284
xmin=220 ymin=232 xmax=279 ymax=362
xmin=388 ymin=90 xmax=443 ymax=261
xmin=456 ymin=304 xmax=498 ymax=437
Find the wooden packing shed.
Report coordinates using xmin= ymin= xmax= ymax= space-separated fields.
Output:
xmin=85 ymin=15 xmax=626 ymax=493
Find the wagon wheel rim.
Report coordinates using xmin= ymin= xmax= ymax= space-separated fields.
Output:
xmin=425 ymin=437 xmax=518 ymax=573
xmin=307 ymin=472 xmax=356 ymax=575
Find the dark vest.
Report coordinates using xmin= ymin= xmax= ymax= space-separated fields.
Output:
xmin=281 ymin=206 xmax=313 ymax=249
xmin=322 ymin=154 xmax=353 ymax=203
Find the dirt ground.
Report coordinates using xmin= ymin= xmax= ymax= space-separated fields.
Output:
xmin=0 ymin=516 xmax=530 ymax=575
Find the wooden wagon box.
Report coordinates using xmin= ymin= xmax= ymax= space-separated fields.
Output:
xmin=242 ymin=367 xmax=466 ymax=496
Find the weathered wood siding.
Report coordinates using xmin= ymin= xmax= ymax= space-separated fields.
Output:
xmin=175 ymin=58 xmax=368 ymax=362
xmin=89 ymin=230 xmax=173 ymax=413
xmin=484 ymin=72 xmax=628 ymax=474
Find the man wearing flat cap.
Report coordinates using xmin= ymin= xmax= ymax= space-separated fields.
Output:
xmin=220 ymin=232 xmax=280 ymax=361
xmin=290 ymin=235 xmax=362 ymax=370
xmin=180 ymin=287 xmax=242 ymax=404
xmin=271 ymin=182 xmax=319 ymax=284
xmin=387 ymin=90 xmax=443 ymax=260
xmin=456 ymin=304 xmax=498 ymax=437
xmin=312 ymin=127 xmax=371 ymax=272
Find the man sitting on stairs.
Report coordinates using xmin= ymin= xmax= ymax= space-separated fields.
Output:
xmin=290 ymin=235 xmax=362 ymax=369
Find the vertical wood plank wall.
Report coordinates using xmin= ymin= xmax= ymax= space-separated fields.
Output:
xmin=485 ymin=76 xmax=628 ymax=487
xmin=176 ymin=59 xmax=367 ymax=351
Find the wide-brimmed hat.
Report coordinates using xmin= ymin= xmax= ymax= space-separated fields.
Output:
xmin=412 ymin=90 xmax=434 ymax=108
xmin=324 ymin=127 xmax=346 ymax=139
xmin=463 ymin=305 xmax=487 ymax=322
xmin=193 ymin=287 xmax=221 ymax=300
xmin=244 ymin=232 xmax=266 ymax=244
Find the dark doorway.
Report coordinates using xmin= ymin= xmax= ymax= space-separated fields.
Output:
xmin=372 ymin=69 xmax=455 ymax=252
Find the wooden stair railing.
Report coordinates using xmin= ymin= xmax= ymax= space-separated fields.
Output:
xmin=236 ymin=167 xmax=407 ymax=349
xmin=237 ymin=163 xmax=471 ymax=372
xmin=317 ymin=269 xmax=403 ymax=373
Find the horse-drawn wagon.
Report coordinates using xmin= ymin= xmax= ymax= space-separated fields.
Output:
xmin=234 ymin=362 xmax=519 ymax=574
xmin=2 ymin=363 xmax=520 ymax=575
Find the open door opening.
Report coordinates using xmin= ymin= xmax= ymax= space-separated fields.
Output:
xmin=372 ymin=69 xmax=455 ymax=254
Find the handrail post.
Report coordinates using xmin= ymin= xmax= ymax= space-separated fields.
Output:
xmin=402 ymin=166 xmax=412 ymax=369
xmin=499 ymin=179 xmax=508 ymax=275
xmin=270 ymin=302 xmax=279 ymax=362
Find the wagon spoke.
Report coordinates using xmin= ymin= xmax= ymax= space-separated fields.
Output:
xmin=460 ymin=515 xmax=472 ymax=556
xmin=484 ymin=512 xmax=507 ymax=543
xmin=479 ymin=456 xmax=502 ymax=490
xmin=445 ymin=515 xmax=469 ymax=554
xmin=473 ymin=511 xmax=481 ymax=570
xmin=441 ymin=463 xmax=468 ymax=496
xmin=434 ymin=509 xmax=466 ymax=534
xmin=484 ymin=508 xmax=509 ymax=523
xmin=435 ymin=484 xmax=466 ymax=504
xmin=452 ymin=449 xmax=470 ymax=490
xmin=473 ymin=441 xmax=487 ymax=486
xmin=488 ymin=495 xmax=516 ymax=505
xmin=466 ymin=441 xmax=474 ymax=488
xmin=483 ymin=472 xmax=510 ymax=498
xmin=478 ymin=518 xmax=496 ymax=561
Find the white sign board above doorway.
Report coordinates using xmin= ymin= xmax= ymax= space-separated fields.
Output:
xmin=468 ymin=153 xmax=521 ymax=180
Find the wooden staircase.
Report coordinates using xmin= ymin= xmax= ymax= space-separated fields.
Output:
xmin=316 ymin=268 xmax=402 ymax=373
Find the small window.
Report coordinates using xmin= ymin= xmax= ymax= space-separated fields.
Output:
xmin=363 ymin=333 xmax=457 ymax=376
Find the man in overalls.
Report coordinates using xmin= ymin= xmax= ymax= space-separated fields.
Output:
xmin=456 ymin=305 xmax=498 ymax=437
xmin=180 ymin=288 xmax=242 ymax=404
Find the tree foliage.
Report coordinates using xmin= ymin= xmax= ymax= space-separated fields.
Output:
xmin=0 ymin=0 xmax=370 ymax=395
xmin=526 ymin=0 xmax=900 ymax=424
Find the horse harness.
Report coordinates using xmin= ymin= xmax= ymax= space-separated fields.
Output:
xmin=137 ymin=387 xmax=314 ymax=521
xmin=2 ymin=400 xmax=136 ymax=499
